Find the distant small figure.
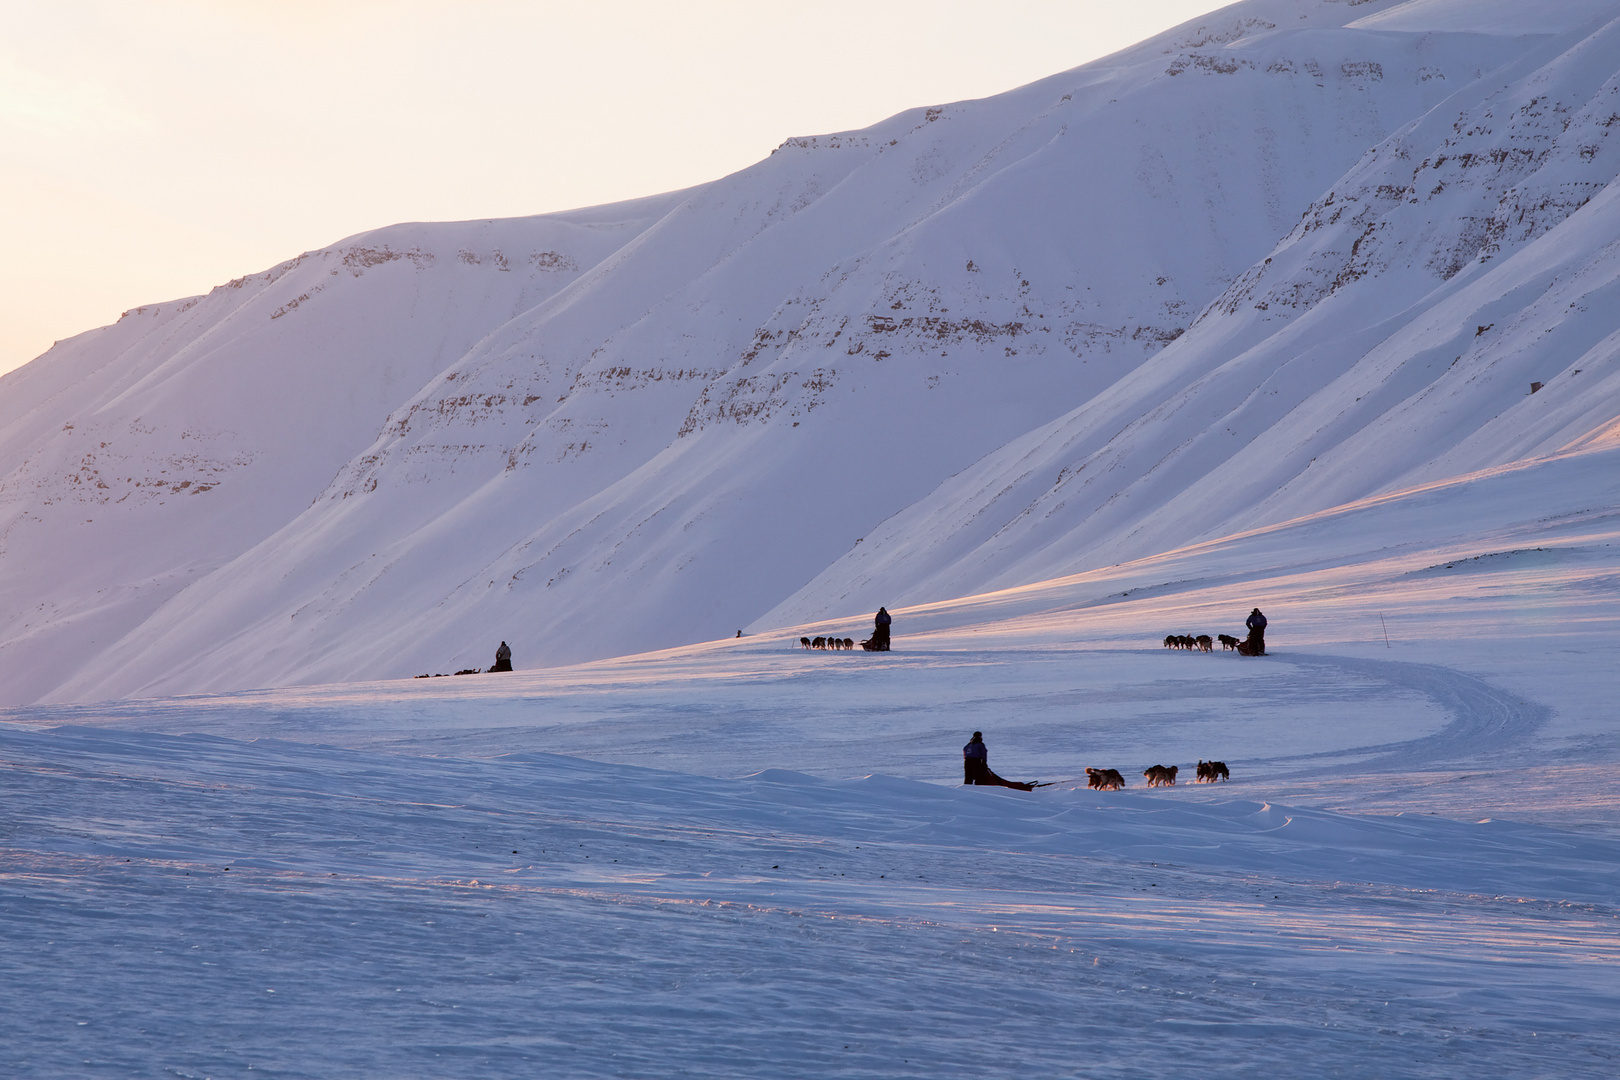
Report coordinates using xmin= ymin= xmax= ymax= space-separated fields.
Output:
xmin=1243 ymin=607 xmax=1267 ymax=655
xmin=489 ymin=640 xmax=513 ymax=673
xmin=962 ymin=731 xmax=1034 ymax=791
xmin=736 ymin=630 xmax=743 ymax=638
xmin=862 ymin=606 xmax=893 ymax=651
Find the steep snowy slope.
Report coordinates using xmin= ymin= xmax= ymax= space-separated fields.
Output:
xmin=766 ymin=0 xmax=1620 ymax=625
xmin=22 ymin=0 xmax=1579 ymax=702
xmin=0 ymin=203 xmax=676 ymax=702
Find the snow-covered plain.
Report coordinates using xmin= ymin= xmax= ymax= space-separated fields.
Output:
xmin=4 ymin=438 xmax=1618 ymax=1076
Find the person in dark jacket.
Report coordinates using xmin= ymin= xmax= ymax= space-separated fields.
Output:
xmin=962 ymin=731 xmax=1034 ymax=790
xmin=490 ymin=640 xmax=513 ymax=672
xmin=1244 ymin=608 xmax=1267 ymax=655
xmin=870 ymin=606 xmax=892 ymax=651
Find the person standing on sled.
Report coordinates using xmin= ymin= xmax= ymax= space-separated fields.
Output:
xmin=490 ymin=640 xmax=513 ymax=672
xmin=867 ymin=606 xmax=892 ymax=651
xmin=962 ymin=731 xmax=1034 ymax=790
xmin=1245 ymin=608 xmax=1267 ymax=655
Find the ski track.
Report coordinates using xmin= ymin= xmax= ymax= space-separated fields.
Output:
xmin=1260 ymin=652 xmax=1551 ymax=771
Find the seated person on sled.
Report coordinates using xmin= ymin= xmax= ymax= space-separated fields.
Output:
xmin=962 ymin=731 xmax=1035 ymax=791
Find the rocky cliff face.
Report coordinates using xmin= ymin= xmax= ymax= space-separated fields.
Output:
xmin=4 ymin=0 xmax=1618 ymax=701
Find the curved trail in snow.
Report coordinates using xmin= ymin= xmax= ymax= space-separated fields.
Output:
xmin=1267 ymin=652 xmax=1550 ymax=771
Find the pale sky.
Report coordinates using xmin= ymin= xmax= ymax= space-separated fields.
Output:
xmin=0 ymin=1 xmax=1215 ymax=377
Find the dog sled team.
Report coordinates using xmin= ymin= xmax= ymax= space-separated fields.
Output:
xmin=800 ymin=606 xmax=893 ymax=652
xmin=415 ymin=640 xmax=515 ymax=679
xmin=963 ymin=731 xmax=1230 ymax=792
xmin=789 ymin=606 xmax=1247 ymax=792
xmin=1164 ymin=607 xmax=1267 ymax=656
xmin=801 ymin=601 xmax=1266 ymax=662
xmin=800 ymin=604 xmax=1266 ymax=659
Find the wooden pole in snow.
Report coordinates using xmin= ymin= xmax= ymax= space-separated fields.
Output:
xmin=1380 ymin=613 xmax=1391 ymax=648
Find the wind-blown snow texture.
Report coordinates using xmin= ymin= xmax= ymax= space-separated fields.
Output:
xmin=5 ymin=0 xmax=1620 ymax=700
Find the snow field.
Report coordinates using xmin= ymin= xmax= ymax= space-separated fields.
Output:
xmin=6 ymin=509 xmax=1619 ymax=1078
xmin=3 ymin=707 xmax=1617 ymax=1078
xmin=6 ymin=442 xmax=1616 ymax=1075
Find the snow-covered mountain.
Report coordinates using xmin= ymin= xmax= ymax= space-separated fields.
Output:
xmin=4 ymin=0 xmax=1620 ymax=702
xmin=767 ymin=0 xmax=1620 ymax=621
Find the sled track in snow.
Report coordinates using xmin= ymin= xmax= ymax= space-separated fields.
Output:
xmin=1271 ymin=653 xmax=1550 ymax=772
